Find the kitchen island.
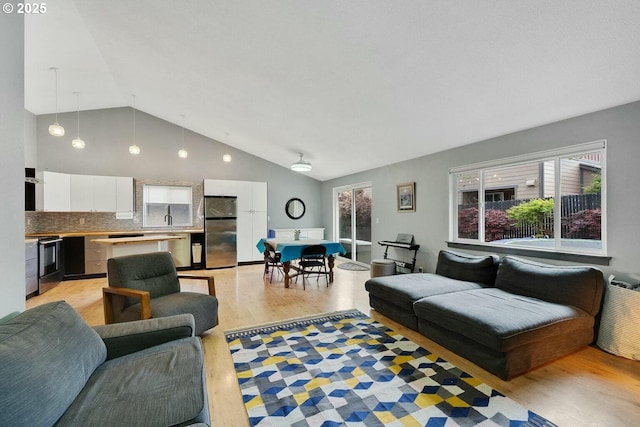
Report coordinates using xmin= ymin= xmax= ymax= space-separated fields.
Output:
xmin=91 ymin=235 xmax=184 ymax=259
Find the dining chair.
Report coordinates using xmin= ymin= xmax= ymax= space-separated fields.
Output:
xmin=296 ymin=244 xmax=329 ymax=289
xmin=263 ymin=242 xmax=283 ymax=283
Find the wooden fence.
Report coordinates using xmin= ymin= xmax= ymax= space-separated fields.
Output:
xmin=458 ymin=194 xmax=601 ymax=240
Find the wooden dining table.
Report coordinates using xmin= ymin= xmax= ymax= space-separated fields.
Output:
xmin=256 ymin=238 xmax=347 ymax=288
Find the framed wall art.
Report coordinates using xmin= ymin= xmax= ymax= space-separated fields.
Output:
xmin=397 ymin=182 xmax=415 ymax=212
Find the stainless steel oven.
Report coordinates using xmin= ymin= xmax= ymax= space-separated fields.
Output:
xmin=38 ymin=236 xmax=63 ymax=294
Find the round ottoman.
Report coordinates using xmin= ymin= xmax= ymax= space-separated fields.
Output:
xmin=370 ymin=259 xmax=396 ymax=278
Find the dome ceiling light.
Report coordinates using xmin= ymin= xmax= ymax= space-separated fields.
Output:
xmin=291 ymin=153 xmax=312 ymax=172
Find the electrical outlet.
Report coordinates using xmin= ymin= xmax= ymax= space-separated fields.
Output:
xmin=418 ymin=267 xmax=423 ymax=273
xmin=79 ymin=218 xmax=85 ymax=225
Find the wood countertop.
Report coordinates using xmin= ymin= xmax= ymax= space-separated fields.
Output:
xmin=26 ymin=229 xmax=204 ymax=238
xmin=91 ymin=235 xmax=185 ymax=245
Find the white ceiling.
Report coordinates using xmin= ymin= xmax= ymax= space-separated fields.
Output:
xmin=25 ymin=0 xmax=640 ymax=181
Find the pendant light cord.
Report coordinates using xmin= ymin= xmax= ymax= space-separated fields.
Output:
xmin=75 ymin=92 xmax=80 ymax=136
xmin=181 ymin=114 xmax=185 ymax=149
xmin=54 ymin=68 xmax=59 ymax=122
xmin=132 ymin=94 xmax=136 ymax=144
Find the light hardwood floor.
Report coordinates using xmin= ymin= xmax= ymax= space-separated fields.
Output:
xmin=27 ymin=262 xmax=640 ymax=426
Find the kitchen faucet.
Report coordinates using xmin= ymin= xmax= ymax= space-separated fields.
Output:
xmin=164 ymin=205 xmax=173 ymax=230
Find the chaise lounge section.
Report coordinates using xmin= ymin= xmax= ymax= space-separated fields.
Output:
xmin=365 ymin=250 xmax=498 ymax=330
xmin=366 ymin=250 xmax=604 ymax=380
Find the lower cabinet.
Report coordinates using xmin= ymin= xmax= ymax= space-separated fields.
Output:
xmin=85 ymin=236 xmax=108 ymax=275
xmin=25 ymin=240 xmax=38 ymax=297
xmin=63 ymin=237 xmax=85 ymax=278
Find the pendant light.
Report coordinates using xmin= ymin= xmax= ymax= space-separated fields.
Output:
xmin=291 ymin=153 xmax=312 ymax=172
xmin=48 ymin=67 xmax=65 ymax=137
xmin=223 ymin=133 xmax=232 ymax=162
xmin=129 ymin=94 xmax=140 ymax=155
xmin=71 ymin=92 xmax=85 ymax=149
xmin=178 ymin=114 xmax=188 ymax=159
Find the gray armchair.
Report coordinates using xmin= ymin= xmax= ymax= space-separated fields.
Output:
xmin=103 ymin=251 xmax=218 ymax=336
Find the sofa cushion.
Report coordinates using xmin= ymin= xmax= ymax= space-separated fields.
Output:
xmin=495 ymin=256 xmax=604 ymax=316
xmin=435 ymin=250 xmax=498 ymax=285
xmin=0 ymin=301 xmax=106 ymax=427
xmin=414 ymin=288 xmax=594 ymax=352
xmin=124 ymin=292 xmax=218 ymax=336
xmin=55 ymin=336 xmax=209 ymax=426
xmin=365 ymin=273 xmax=485 ymax=312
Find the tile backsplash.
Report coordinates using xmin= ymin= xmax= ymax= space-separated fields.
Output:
xmin=26 ymin=179 xmax=204 ymax=234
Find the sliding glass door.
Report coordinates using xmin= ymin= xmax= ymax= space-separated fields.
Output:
xmin=335 ymin=183 xmax=372 ymax=265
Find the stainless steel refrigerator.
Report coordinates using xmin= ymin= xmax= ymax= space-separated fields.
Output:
xmin=204 ymin=196 xmax=237 ymax=268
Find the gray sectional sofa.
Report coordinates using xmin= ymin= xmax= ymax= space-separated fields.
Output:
xmin=365 ymin=250 xmax=604 ymax=380
xmin=0 ymin=301 xmax=210 ymax=427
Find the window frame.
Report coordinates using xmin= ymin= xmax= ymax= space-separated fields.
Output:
xmin=449 ymin=140 xmax=607 ymax=259
xmin=142 ymin=184 xmax=193 ymax=228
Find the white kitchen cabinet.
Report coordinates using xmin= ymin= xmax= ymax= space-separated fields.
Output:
xmin=237 ymin=210 xmax=268 ymax=263
xmin=236 ymin=181 xmax=267 ymax=211
xmin=45 ymin=172 xmax=133 ymax=213
xmin=93 ymin=176 xmax=117 ymax=212
xmin=116 ymin=177 xmax=134 ymax=212
xmin=204 ymin=179 xmax=237 ymax=196
xmin=71 ymin=175 xmax=117 ymax=212
xmin=236 ymin=181 xmax=268 ymax=262
xmin=70 ymin=175 xmax=94 ymax=212
xmin=43 ymin=171 xmax=71 ymax=211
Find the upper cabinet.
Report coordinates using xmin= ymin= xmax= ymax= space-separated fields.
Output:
xmin=204 ymin=179 xmax=238 ymax=197
xmin=43 ymin=171 xmax=71 ymax=212
xmin=71 ymin=175 xmax=118 ymax=212
xmin=43 ymin=171 xmax=134 ymax=212
xmin=237 ymin=181 xmax=267 ymax=212
xmin=116 ymin=177 xmax=135 ymax=212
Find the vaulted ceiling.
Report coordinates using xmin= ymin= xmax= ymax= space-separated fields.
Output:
xmin=25 ymin=0 xmax=640 ymax=181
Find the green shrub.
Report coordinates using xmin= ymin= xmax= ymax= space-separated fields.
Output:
xmin=507 ymin=198 xmax=554 ymax=238
xmin=583 ymin=174 xmax=601 ymax=194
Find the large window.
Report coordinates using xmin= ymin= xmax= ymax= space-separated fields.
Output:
xmin=143 ymin=185 xmax=193 ymax=228
xmin=450 ymin=141 xmax=606 ymax=256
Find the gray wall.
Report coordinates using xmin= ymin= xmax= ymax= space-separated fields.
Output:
xmin=24 ymin=110 xmax=37 ymax=168
xmin=322 ymin=101 xmax=640 ymax=280
xmin=36 ymin=107 xmax=322 ymax=230
xmin=0 ymin=12 xmax=26 ymax=317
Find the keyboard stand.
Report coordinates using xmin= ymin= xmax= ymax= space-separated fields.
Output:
xmin=378 ymin=240 xmax=420 ymax=273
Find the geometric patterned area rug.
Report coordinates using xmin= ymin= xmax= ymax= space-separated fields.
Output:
xmin=225 ymin=309 xmax=557 ymax=427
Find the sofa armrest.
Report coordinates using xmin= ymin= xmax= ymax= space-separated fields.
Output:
xmin=103 ymin=287 xmax=151 ymax=324
xmin=93 ymin=314 xmax=196 ymax=360
xmin=178 ymin=273 xmax=217 ymax=296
